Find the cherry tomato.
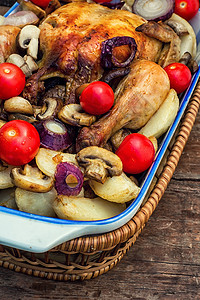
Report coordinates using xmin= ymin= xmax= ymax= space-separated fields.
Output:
xmin=0 ymin=120 xmax=40 ymax=166
xmin=115 ymin=133 xmax=155 ymax=174
xmin=0 ymin=63 xmax=25 ymax=100
xmin=30 ymin=0 xmax=51 ymax=9
xmin=80 ymin=81 xmax=114 ymax=115
xmin=174 ymin=0 xmax=199 ymax=21
xmin=164 ymin=63 xmax=192 ymax=94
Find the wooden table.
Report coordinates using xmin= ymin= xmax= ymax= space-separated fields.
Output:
xmin=0 ymin=5 xmax=200 ymax=299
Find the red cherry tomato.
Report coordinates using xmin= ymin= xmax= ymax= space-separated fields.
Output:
xmin=80 ymin=81 xmax=114 ymax=115
xmin=174 ymin=0 xmax=199 ymax=21
xmin=30 ymin=0 xmax=51 ymax=9
xmin=115 ymin=133 xmax=155 ymax=174
xmin=164 ymin=63 xmax=192 ymax=94
xmin=0 ymin=63 xmax=25 ymax=100
xmin=0 ymin=120 xmax=40 ymax=166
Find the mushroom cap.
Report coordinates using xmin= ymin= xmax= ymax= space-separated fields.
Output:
xmin=76 ymin=146 xmax=123 ymax=183
xmin=4 ymin=97 xmax=34 ymax=115
xmin=37 ymin=97 xmax=63 ymax=121
xmin=11 ymin=164 xmax=54 ymax=193
xmin=18 ymin=25 xmax=40 ymax=49
xmin=17 ymin=25 xmax=40 ymax=59
xmin=58 ymin=104 xmax=96 ymax=127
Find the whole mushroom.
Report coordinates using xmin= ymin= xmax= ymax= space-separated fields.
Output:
xmin=76 ymin=146 xmax=123 ymax=183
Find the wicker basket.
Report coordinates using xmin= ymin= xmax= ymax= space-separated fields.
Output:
xmin=0 ymin=80 xmax=200 ymax=281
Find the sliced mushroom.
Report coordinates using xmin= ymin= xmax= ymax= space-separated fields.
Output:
xmin=58 ymin=104 xmax=96 ymax=127
xmin=89 ymin=172 xmax=140 ymax=203
xmin=35 ymin=148 xmax=78 ymax=177
xmin=15 ymin=187 xmax=57 ymax=217
xmin=18 ymin=25 xmax=40 ymax=60
xmin=6 ymin=54 xmax=24 ymax=68
xmin=24 ymin=55 xmax=38 ymax=72
xmin=164 ymin=19 xmax=189 ymax=37
xmin=0 ymin=164 xmax=14 ymax=189
xmin=37 ymin=97 xmax=63 ymax=120
xmin=187 ymin=58 xmax=199 ymax=74
xmin=11 ymin=164 xmax=54 ymax=193
xmin=179 ymin=52 xmax=199 ymax=74
xmin=179 ymin=51 xmax=192 ymax=65
xmin=76 ymin=146 xmax=123 ymax=183
xmin=6 ymin=53 xmax=32 ymax=77
xmin=136 ymin=21 xmax=181 ymax=68
xmin=8 ymin=113 xmax=37 ymax=123
xmin=167 ymin=13 xmax=197 ymax=59
xmin=53 ymin=195 xmax=126 ymax=221
xmin=4 ymin=97 xmax=34 ymax=115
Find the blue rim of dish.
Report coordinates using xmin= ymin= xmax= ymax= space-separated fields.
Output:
xmin=3 ymin=2 xmax=19 ymax=17
xmin=1 ymin=3 xmax=200 ymax=227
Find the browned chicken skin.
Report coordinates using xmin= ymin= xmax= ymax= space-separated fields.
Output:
xmin=0 ymin=25 xmax=21 ymax=63
xmin=23 ymin=2 xmax=163 ymax=104
xmin=76 ymin=59 xmax=170 ymax=151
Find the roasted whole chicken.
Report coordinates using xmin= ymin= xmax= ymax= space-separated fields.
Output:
xmin=23 ymin=1 xmax=167 ymax=104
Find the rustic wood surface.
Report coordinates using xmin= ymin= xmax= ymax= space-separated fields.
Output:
xmin=0 ymin=5 xmax=200 ymax=299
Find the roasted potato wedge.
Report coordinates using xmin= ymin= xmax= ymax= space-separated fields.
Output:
xmin=35 ymin=148 xmax=78 ymax=177
xmin=89 ymin=172 xmax=140 ymax=203
xmin=138 ymin=89 xmax=179 ymax=139
xmin=53 ymin=195 xmax=126 ymax=221
xmin=15 ymin=187 xmax=57 ymax=217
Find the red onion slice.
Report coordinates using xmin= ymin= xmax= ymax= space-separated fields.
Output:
xmin=100 ymin=36 xmax=137 ymax=69
xmin=132 ymin=0 xmax=175 ymax=22
xmin=35 ymin=119 xmax=72 ymax=151
xmin=101 ymin=1 xmax=124 ymax=10
xmin=55 ymin=162 xmax=84 ymax=196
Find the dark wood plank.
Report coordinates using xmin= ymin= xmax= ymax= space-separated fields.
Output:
xmin=0 ymin=4 xmax=200 ymax=299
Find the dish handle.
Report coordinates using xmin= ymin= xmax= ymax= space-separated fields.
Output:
xmin=0 ymin=211 xmax=89 ymax=253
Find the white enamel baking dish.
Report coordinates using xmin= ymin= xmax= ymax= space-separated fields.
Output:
xmin=0 ymin=4 xmax=200 ymax=253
